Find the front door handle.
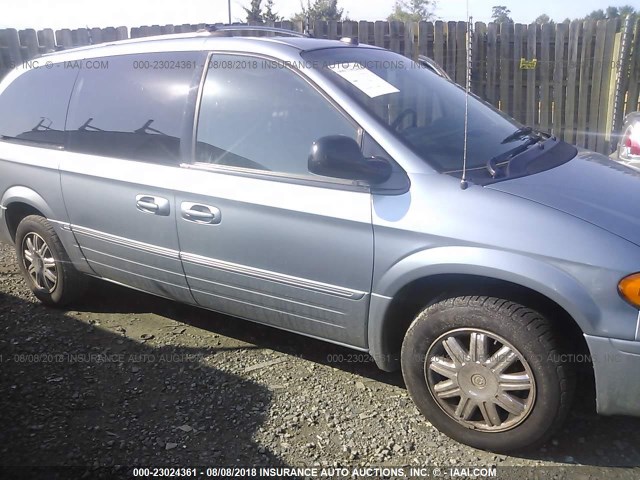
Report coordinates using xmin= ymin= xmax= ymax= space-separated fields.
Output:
xmin=181 ymin=202 xmax=221 ymax=225
xmin=136 ymin=195 xmax=170 ymax=216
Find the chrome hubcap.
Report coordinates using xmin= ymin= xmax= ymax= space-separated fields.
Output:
xmin=22 ymin=232 xmax=57 ymax=293
xmin=425 ymin=328 xmax=536 ymax=432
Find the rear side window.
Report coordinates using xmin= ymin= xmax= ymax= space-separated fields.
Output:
xmin=0 ymin=65 xmax=78 ymax=147
xmin=66 ymin=52 xmax=201 ymax=165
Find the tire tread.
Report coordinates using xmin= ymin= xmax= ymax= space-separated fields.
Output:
xmin=15 ymin=215 xmax=85 ymax=307
xmin=402 ymin=295 xmax=576 ymax=452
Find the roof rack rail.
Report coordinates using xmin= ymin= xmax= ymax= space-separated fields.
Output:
xmin=201 ymin=25 xmax=311 ymax=38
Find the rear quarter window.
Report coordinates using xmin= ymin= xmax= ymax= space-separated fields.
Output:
xmin=0 ymin=65 xmax=78 ymax=147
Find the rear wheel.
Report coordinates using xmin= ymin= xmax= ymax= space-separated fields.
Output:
xmin=15 ymin=215 xmax=85 ymax=307
xmin=401 ymin=296 xmax=575 ymax=452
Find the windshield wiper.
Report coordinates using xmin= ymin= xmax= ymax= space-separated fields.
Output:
xmin=487 ymin=136 xmax=542 ymax=178
xmin=501 ymin=126 xmax=534 ymax=144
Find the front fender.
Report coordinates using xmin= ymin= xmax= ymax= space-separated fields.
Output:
xmin=368 ymin=246 xmax=601 ymax=371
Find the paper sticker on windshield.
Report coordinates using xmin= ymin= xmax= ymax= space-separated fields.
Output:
xmin=328 ymin=63 xmax=399 ymax=98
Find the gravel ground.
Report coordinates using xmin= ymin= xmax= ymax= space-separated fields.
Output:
xmin=1 ymin=241 xmax=639 ymax=479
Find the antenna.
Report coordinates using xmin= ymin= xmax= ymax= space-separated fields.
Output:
xmin=460 ymin=3 xmax=473 ymax=190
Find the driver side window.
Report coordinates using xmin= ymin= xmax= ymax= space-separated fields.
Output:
xmin=195 ymin=54 xmax=359 ymax=176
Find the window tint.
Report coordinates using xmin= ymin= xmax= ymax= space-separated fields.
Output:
xmin=0 ymin=65 xmax=78 ymax=146
xmin=195 ymin=55 xmax=358 ymax=175
xmin=66 ymin=52 xmax=201 ymax=164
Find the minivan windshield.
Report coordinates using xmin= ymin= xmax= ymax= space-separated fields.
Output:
xmin=304 ymin=48 xmax=571 ymax=177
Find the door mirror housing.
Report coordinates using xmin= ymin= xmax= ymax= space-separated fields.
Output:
xmin=308 ymin=135 xmax=392 ymax=184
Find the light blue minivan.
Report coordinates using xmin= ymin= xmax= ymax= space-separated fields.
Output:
xmin=1 ymin=26 xmax=639 ymax=452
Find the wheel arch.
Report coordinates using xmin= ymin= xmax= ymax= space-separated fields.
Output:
xmin=1 ymin=186 xmax=53 ymax=242
xmin=368 ymin=247 xmax=597 ymax=372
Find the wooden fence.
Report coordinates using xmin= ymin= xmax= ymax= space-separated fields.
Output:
xmin=1 ymin=19 xmax=639 ymax=154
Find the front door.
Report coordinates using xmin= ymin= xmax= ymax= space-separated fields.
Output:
xmin=174 ymin=54 xmax=374 ymax=347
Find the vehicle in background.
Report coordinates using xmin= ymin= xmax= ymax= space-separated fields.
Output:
xmin=614 ymin=111 xmax=640 ymax=172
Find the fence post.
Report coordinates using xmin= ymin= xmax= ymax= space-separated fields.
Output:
xmin=38 ymin=29 xmax=56 ymax=53
xmin=539 ymin=23 xmax=552 ymax=133
xmin=418 ymin=21 xmax=432 ymax=58
xmin=389 ymin=21 xmax=401 ymax=53
xmin=525 ymin=23 xmax=537 ymax=126
xmin=313 ymin=20 xmax=327 ymax=39
xmin=486 ymin=23 xmax=498 ymax=107
xmin=588 ymin=19 xmax=616 ymax=153
xmin=576 ymin=21 xmax=595 ymax=148
xmin=552 ymin=22 xmax=569 ymax=138
xmin=293 ymin=20 xmax=304 ymax=34
xmin=374 ymin=21 xmax=385 ymax=48
xmin=19 ymin=29 xmax=39 ymax=62
xmin=327 ymin=20 xmax=338 ymax=40
xmin=455 ymin=21 xmax=467 ymax=85
xmin=115 ymin=26 xmax=128 ymax=40
xmin=446 ymin=21 xmax=456 ymax=78
xmin=342 ymin=20 xmax=353 ymax=38
xmin=89 ymin=28 xmax=103 ymax=44
xmin=74 ymin=28 xmax=91 ymax=46
xmin=626 ymin=20 xmax=640 ymax=117
xmin=499 ymin=22 xmax=512 ymax=116
xmin=161 ymin=25 xmax=176 ymax=35
xmin=404 ymin=21 xmax=417 ymax=59
xmin=512 ymin=23 xmax=524 ymax=120
xmin=358 ymin=21 xmax=369 ymax=45
xmin=472 ymin=22 xmax=486 ymax=98
xmin=610 ymin=15 xmax=634 ymax=147
xmin=1 ymin=29 xmax=23 ymax=68
xmin=55 ymin=29 xmax=73 ymax=49
xmin=433 ymin=21 xmax=445 ymax=72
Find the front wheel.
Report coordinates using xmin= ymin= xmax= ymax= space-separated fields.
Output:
xmin=15 ymin=215 xmax=85 ymax=307
xmin=401 ymin=296 xmax=575 ymax=452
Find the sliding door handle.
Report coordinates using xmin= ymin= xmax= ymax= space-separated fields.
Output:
xmin=136 ymin=195 xmax=170 ymax=216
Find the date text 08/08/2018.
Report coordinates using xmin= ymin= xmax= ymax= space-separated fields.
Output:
xmin=131 ymin=466 xmax=498 ymax=478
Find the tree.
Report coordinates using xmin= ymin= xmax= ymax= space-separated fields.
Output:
xmin=604 ymin=5 xmax=636 ymax=18
xmin=292 ymin=0 xmax=344 ymax=22
xmin=569 ymin=6 xmax=636 ymax=21
xmin=491 ymin=5 xmax=513 ymax=23
xmin=263 ymin=0 xmax=282 ymax=22
xmin=244 ymin=0 xmax=264 ymax=23
xmin=388 ymin=0 xmax=437 ymax=22
xmin=535 ymin=14 xmax=552 ymax=25
xmin=577 ymin=6 xmax=637 ymax=21
xmin=619 ymin=5 xmax=637 ymax=17
xmin=585 ymin=9 xmax=606 ymax=20
xmin=606 ymin=6 xmax=620 ymax=18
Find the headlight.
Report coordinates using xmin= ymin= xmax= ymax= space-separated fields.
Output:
xmin=618 ymin=273 xmax=640 ymax=308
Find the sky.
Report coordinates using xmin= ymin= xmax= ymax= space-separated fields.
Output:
xmin=1 ymin=0 xmax=639 ymax=30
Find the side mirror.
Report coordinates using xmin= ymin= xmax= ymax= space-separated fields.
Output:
xmin=308 ymin=135 xmax=392 ymax=184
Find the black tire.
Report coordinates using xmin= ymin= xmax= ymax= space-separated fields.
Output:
xmin=15 ymin=215 xmax=85 ymax=307
xmin=401 ymin=296 xmax=575 ymax=452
